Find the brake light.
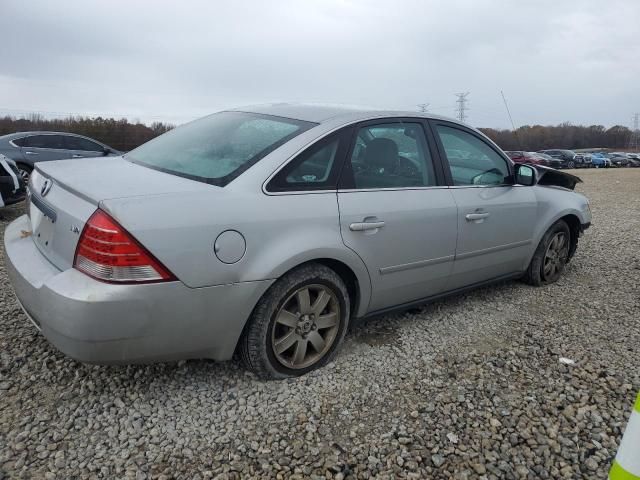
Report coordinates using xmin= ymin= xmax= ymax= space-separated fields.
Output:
xmin=73 ymin=209 xmax=175 ymax=283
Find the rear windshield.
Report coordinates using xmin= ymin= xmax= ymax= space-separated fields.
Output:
xmin=126 ymin=111 xmax=315 ymax=186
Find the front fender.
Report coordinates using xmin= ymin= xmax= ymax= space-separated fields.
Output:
xmin=523 ymin=187 xmax=591 ymax=269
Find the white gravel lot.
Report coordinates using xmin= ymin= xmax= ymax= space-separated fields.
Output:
xmin=0 ymin=168 xmax=639 ymax=479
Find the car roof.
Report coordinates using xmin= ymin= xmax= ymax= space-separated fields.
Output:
xmin=228 ymin=102 xmax=459 ymax=124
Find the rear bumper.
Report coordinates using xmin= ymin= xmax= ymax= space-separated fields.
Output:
xmin=4 ymin=215 xmax=273 ymax=363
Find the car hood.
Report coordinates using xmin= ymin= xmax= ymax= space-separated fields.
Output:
xmin=35 ymin=156 xmax=215 ymax=204
xmin=534 ymin=165 xmax=582 ymax=190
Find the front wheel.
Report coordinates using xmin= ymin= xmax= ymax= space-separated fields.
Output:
xmin=239 ymin=263 xmax=350 ymax=379
xmin=567 ymin=160 xmax=576 ymax=169
xmin=523 ymin=220 xmax=571 ymax=286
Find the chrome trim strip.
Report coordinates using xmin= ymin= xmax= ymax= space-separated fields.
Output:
xmin=380 ymin=254 xmax=454 ymax=275
xmin=30 ymin=190 xmax=57 ymax=223
xmin=339 ymin=185 xmax=449 ymax=193
xmin=455 ymin=239 xmax=532 ymax=260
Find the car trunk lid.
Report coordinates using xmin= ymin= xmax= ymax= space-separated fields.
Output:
xmin=28 ymin=157 xmax=215 ymax=271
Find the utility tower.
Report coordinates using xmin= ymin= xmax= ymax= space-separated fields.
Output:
xmin=455 ymin=92 xmax=470 ymax=123
xmin=629 ymin=113 xmax=640 ymax=150
xmin=417 ymin=103 xmax=430 ymax=113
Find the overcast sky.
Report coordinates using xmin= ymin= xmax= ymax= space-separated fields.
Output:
xmin=1 ymin=0 xmax=639 ymax=129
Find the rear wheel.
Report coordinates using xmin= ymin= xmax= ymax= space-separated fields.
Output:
xmin=523 ymin=220 xmax=571 ymax=286
xmin=567 ymin=160 xmax=575 ymax=169
xmin=239 ymin=263 xmax=350 ymax=379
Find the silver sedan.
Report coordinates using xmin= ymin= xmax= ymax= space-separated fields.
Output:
xmin=4 ymin=104 xmax=592 ymax=378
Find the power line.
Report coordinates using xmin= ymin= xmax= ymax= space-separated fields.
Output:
xmin=454 ymin=92 xmax=470 ymax=123
xmin=629 ymin=113 xmax=640 ymax=150
xmin=501 ymin=90 xmax=523 ymax=150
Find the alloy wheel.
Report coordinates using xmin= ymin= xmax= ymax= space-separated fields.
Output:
xmin=543 ymin=232 xmax=569 ymax=281
xmin=271 ymin=284 xmax=341 ymax=370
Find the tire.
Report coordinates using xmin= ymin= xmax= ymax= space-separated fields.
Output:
xmin=522 ymin=220 xmax=571 ymax=287
xmin=239 ymin=263 xmax=350 ymax=379
xmin=16 ymin=164 xmax=32 ymax=184
xmin=567 ymin=160 xmax=575 ymax=169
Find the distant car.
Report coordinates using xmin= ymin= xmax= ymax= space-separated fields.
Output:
xmin=537 ymin=149 xmax=585 ymax=169
xmin=4 ymin=104 xmax=592 ymax=378
xmin=0 ymin=153 xmax=26 ymax=207
xmin=504 ymin=151 xmax=550 ymax=166
xmin=608 ymin=153 xmax=630 ymax=167
xmin=0 ymin=132 xmax=121 ymax=182
xmin=531 ymin=152 xmax=563 ymax=169
xmin=626 ymin=157 xmax=640 ymax=167
xmin=589 ymin=152 xmax=610 ymax=168
xmin=574 ymin=153 xmax=592 ymax=167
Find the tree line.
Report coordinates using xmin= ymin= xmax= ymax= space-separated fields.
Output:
xmin=479 ymin=123 xmax=635 ymax=151
xmin=0 ymin=115 xmax=173 ymax=152
xmin=0 ymin=115 xmax=635 ymax=153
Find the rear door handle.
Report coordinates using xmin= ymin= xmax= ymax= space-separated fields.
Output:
xmin=465 ymin=212 xmax=490 ymax=221
xmin=350 ymin=221 xmax=385 ymax=231
xmin=24 ymin=151 xmax=39 ymax=155
xmin=72 ymin=154 xmax=84 ymax=158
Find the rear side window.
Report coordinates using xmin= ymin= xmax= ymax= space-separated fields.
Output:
xmin=266 ymin=129 xmax=350 ymax=192
xmin=11 ymin=137 xmax=27 ymax=147
xmin=22 ymin=135 xmax=65 ymax=149
xmin=435 ymin=125 xmax=510 ymax=186
xmin=126 ymin=112 xmax=315 ymax=186
xmin=345 ymin=123 xmax=436 ymax=189
xmin=64 ymin=136 xmax=103 ymax=152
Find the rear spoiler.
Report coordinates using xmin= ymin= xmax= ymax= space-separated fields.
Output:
xmin=532 ymin=165 xmax=582 ymax=190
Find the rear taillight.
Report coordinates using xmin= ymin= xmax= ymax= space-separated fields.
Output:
xmin=73 ymin=209 xmax=175 ymax=283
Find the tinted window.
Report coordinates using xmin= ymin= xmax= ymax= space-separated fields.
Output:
xmin=22 ymin=135 xmax=65 ymax=149
xmin=267 ymin=132 xmax=347 ymax=192
xmin=64 ymin=136 xmax=103 ymax=152
xmin=126 ymin=112 xmax=315 ymax=186
xmin=436 ymin=125 xmax=510 ymax=186
xmin=347 ymin=123 xmax=436 ymax=189
xmin=11 ymin=137 xmax=27 ymax=147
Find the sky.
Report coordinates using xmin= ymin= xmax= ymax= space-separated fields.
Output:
xmin=1 ymin=0 xmax=639 ymax=129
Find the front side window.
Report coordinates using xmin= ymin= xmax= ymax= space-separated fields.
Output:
xmin=22 ymin=135 xmax=65 ymax=149
xmin=346 ymin=122 xmax=436 ymax=189
xmin=435 ymin=125 xmax=510 ymax=186
xmin=65 ymin=136 xmax=103 ymax=152
xmin=126 ymin=112 xmax=315 ymax=186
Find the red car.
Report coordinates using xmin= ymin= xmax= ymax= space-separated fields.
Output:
xmin=504 ymin=151 xmax=551 ymax=167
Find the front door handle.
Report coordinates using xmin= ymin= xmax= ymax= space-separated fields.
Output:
xmin=24 ymin=151 xmax=39 ymax=155
xmin=350 ymin=221 xmax=385 ymax=231
xmin=465 ymin=212 xmax=490 ymax=221
xmin=72 ymin=154 xmax=84 ymax=158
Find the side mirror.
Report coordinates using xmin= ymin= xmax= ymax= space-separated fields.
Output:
xmin=515 ymin=164 xmax=536 ymax=186
xmin=102 ymin=147 xmax=111 ymax=156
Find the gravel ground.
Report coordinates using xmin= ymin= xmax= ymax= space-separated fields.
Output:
xmin=1 ymin=168 xmax=639 ymax=479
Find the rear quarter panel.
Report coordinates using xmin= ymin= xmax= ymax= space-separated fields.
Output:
xmin=102 ymin=190 xmax=373 ymax=316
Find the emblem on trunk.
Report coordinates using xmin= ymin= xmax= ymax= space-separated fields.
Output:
xmin=40 ymin=179 xmax=52 ymax=197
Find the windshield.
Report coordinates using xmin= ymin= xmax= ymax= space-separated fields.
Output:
xmin=126 ymin=111 xmax=315 ymax=186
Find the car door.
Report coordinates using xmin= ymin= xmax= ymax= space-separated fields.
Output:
xmin=19 ymin=134 xmax=72 ymax=162
xmin=430 ymin=121 xmax=537 ymax=288
xmin=337 ymin=119 xmax=457 ymax=312
xmin=63 ymin=135 xmax=106 ymax=159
